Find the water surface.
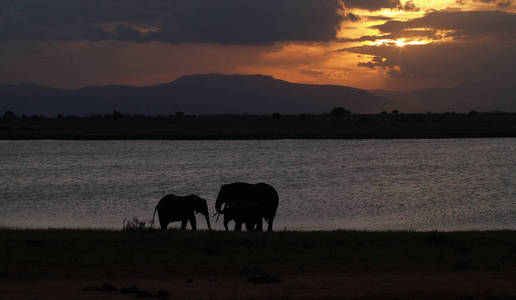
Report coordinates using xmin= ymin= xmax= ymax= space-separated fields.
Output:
xmin=1 ymin=139 xmax=515 ymax=231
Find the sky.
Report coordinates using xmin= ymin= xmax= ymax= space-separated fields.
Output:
xmin=1 ymin=0 xmax=515 ymax=91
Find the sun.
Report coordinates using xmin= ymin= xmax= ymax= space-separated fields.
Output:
xmin=394 ymin=39 xmax=431 ymax=47
xmin=365 ymin=38 xmax=431 ymax=47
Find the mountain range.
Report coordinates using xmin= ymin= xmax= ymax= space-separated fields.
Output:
xmin=373 ymin=81 xmax=516 ymax=113
xmin=0 ymin=74 xmax=514 ymax=116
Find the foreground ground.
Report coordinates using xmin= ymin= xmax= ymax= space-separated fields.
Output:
xmin=1 ymin=230 xmax=515 ymax=299
xmin=1 ymin=113 xmax=516 ymax=139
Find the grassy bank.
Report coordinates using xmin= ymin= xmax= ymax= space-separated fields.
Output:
xmin=1 ymin=113 xmax=516 ymax=140
xmin=1 ymin=229 xmax=515 ymax=299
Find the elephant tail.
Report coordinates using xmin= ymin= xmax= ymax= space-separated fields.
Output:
xmin=151 ymin=205 xmax=158 ymax=228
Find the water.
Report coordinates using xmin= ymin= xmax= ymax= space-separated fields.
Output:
xmin=1 ymin=139 xmax=515 ymax=231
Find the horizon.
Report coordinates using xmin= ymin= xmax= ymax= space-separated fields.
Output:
xmin=2 ymin=71 xmax=515 ymax=115
xmin=1 ymin=0 xmax=515 ymax=92
xmin=0 ymin=72 xmax=459 ymax=92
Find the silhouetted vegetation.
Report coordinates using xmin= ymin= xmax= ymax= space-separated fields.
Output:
xmin=330 ymin=107 xmax=351 ymax=119
xmin=122 ymin=216 xmax=150 ymax=231
xmin=1 ymin=110 xmax=515 ymax=139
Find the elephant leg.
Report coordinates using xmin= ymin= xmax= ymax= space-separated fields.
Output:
xmin=267 ymin=218 xmax=274 ymax=232
xmin=255 ymin=219 xmax=263 ymax=232
xmin=234 ymin=222 xmax=242 ymax=231
xmin=159 ymin=219 xmax=169 ymax=230
xmin=189 ymin=213 xmax=197 ymax=231
xmin=245 ymin=222 xmax=254 ymax=232
xmin=223 ymin=219 xmax=230 ymax=231
xmin=181 ymin=218 xmax=188 ymax=230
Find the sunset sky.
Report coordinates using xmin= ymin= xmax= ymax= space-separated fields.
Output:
xmin=1 ymin=0 xmax=515 ymax=91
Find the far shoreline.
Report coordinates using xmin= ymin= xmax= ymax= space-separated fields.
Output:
xmin=2 ymin=113 xmax=516 ymax=140
xmin=2 ymin=227 xmax=516 ymax=232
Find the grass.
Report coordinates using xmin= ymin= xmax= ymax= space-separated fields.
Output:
xmin=2 ymin=229 xmax=516 ymax=298
xmin=1 ymin=229 xmax=515 ymax=280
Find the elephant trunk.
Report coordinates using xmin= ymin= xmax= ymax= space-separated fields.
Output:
xmin=215 ymin=194 xmax=224 ymax=214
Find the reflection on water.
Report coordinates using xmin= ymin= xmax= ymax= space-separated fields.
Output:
xmin=1 ymin=139 xmax=515 ymax=231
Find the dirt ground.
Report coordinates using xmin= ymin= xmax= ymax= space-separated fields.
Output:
xmin=2 ymin=271 xmax=516 ymax=299
xmin=1 ymin=230 xmax=515 ymax=299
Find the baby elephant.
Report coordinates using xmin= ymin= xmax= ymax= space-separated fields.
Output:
xmin=223 ymin=202 xmax=264 ymax=232
xmin=152 ymin=194 xmax=211 ymax=230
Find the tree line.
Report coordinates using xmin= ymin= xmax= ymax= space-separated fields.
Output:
xmin=1 ymin=108 xmax=512 ymax=121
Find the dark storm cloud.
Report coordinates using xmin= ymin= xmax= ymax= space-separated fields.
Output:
xmin=0 ymin=0 xmax=343 ymax=45
xmin=338 ymin=28 xmax=438 ymax=42
xmin=402 ymin=1 xmax=420 ymax=11
xmin=343 ymin=0 xmax=419 ymax=11
xmin=338 ymin=10 xmax=516 ymax=82
xmin=366 ymin=15 xmax=394 ymax=21
xmin=343 ymin=0 xmax=401 ymax=11
xmin=340 ymin=10 xmax=516 ymax=44
xmin=373 ymin=10 xmax=516 ymax=39
xmin=457 ymin=0 xmax=515 ymax=8
xmin=345 ymin=12 xmax=362 ymax=22
xmin=148 ymin=1 xmax=343 ymax=45
xmin=344 ymin=41 xmax=516 ymax=81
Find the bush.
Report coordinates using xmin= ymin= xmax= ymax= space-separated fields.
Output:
xmin=330 ymin=107 xmax=351 ymax=119
xmin=122 ymin=216 xmax=148 ymax=231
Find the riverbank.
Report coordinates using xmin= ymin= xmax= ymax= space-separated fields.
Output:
xmin=1 ymin=113 xmax=516 ymax=139
xmin=1 ymin=229 xmax=515 ymax=299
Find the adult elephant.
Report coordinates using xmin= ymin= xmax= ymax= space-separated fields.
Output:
xmin=215 ymin=182 xmax=279 ymax=232
xmin=152 ymin=194 xmax=211 ymax=230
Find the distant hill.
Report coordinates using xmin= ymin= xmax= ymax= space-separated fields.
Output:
xmin=0 ymin=74 xmax=392 ymax=116
xmin=372 ymin=81 xmax=516 ymax=113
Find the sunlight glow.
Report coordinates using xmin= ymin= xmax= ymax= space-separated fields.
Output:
xmin=365 ymin=38 xmax=431 ymax=47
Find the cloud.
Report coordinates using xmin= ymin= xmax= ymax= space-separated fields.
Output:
xmin=345 ymin=40 xmax=516 ymax=81
xmin=372 ymin=10 xmax=516 ymax=39
xmin=366 ymin=15 xmax=394 ymax=21
xmin=401 ymin=1 xmax=420 ymax=11
xmin=0 ymin=0 xmax=344 ymax=45
xmin=299 ymin=69 xmax=325 ymax=76
xmin=343 ymin=0 xmax=402 ymax=11
xmin=339 ymin=9 xmax=516 ymax=44
xmin=0 ymin=6 xmax=41 ymax=42
xmin=338 ymin=10 xmax=516 ymax=83
xmin=457 ymin=0 xmax=515 ymax=8
xmin=344 ymin=12 xmax=362 ymax=22
xmin=342 ymin=0 xmax=419 ymax=11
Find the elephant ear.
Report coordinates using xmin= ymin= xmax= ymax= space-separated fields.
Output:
xmin=192 ymin=195 xmax=206 ymax=212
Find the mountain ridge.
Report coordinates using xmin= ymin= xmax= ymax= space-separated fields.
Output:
xmin=1 ymin=74 xmax=515 ymax=116
xmin=372 ymin=80 xmax=516 ymax=113
xmin=0 ymin=74 xmax=392 ymax=116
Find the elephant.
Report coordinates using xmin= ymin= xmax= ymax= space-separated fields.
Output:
xmin=215 ymin=182 xmax=279 ymax=232
xmin=222 ymin=202 xmax=264 ymax=232
xmin=152 ymin=194 xmax=211 ymax=230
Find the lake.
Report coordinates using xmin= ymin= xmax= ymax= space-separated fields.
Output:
xmin=1 ymin=139 xmax=515 ymax=231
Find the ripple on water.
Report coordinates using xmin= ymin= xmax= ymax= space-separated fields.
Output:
xmin=0 ymin=139 xmax=515 ymax=230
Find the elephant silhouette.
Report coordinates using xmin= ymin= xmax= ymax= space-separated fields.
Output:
xmin=152 ymin=194 xmax=211 ymax=230
xmin=221 ymin=202 xmax=264 ymax=232
xmin=215 ymin=182 xmax=279 ymax=232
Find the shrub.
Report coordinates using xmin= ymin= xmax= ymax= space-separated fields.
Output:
xmin=122 ymin=216 xmax=148 ymax=231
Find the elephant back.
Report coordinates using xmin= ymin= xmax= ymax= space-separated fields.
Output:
xmin=216 ymin=182 xmax=278 ymax=219
xmin=157 ymin=193 xmax=195 ymax=214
